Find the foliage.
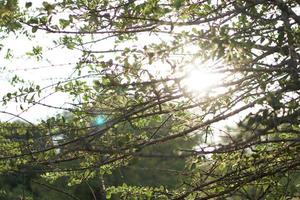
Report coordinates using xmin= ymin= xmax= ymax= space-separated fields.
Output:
xmin=0 ymin=0 xmax=299 ymax=199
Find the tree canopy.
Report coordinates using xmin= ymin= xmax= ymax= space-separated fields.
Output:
xmin=0 ymin=0 xmax=299 ymax=199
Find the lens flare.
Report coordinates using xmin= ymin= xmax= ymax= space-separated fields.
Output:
xmin=95 ymin=115 xmax=105 ymax=126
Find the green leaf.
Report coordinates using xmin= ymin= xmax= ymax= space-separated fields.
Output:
xmin=173 ymin=0 xmax=183 ymax=10
xmin=59 ymin=18 xmax=70 ymax=29
xmin=25 ymin=2 xmax=32 ymax=8
xmin=31 ymin=26 xmax=38 ymax=33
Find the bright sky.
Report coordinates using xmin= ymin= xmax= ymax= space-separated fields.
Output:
xmin=0 ymin=34 xmax=234 ymax=133
xmin=0 ymin=31 xmax=81 ymax=122
xmin=0 ymin=0 xmax=252 ymax=147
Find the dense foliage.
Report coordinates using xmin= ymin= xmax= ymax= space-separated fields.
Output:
xmin=0 ymin=0 xmax=299 ymax=199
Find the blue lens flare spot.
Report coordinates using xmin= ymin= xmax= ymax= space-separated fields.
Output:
xmin=95 ymin=115 xmax=105 ymax=126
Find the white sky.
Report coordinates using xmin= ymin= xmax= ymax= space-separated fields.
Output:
xmin=0 ymin=0 xmax=254 ymax=140
xmin=0 ymin=30 xmax=81 ymax=122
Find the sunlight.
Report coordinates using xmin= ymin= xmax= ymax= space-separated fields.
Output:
xmin=182 ymin=65 xmax=224 ymax=95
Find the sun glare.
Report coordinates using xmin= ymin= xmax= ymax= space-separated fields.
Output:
xmin=182 ymin=67 xmax=224 ymax=95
